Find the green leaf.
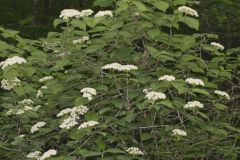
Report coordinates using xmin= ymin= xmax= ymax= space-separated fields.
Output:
xmin=53 ymin=19 xmax=65 ymax=28
xmin=85 ymin=112 xmax=98 ymax=121
xmin=84 ymin=44 xmax=105 ymax=54
xmin=153 ymin=1 xmax=169 ymax=12
xmin=180 ymin=54 xmax=197 ymax=62
xmin=140 ymin=133 xmax=152 ymax=141
xmin=52 ymin=59 xmax=70 ymax=71
xmin=180 ymin=17 xmax=199 ymax=30
xmin=83 ymin=151 xmax=103 ymax=157
xmin=104 ymin=148 xmax=125 ymax=154
xmin=75 ymin=97 xmax=88 ymax=105
xmin=192 ymin=88 xmax=209 ymax=96
xmin=158 ymin=100 xmax=174 ymax=109
xmin=71 ymin=19 xmax=87 ymax=31
xmin=93 ymin=0 xmax=114 ymax=7
xmin=133 ymin=1 xmax=148 ymax=12
xmin=124 ymin=113 xmax=136 ymax=123
xmin=214 ymin=103 xmax=228 ymax=110
xmin=83 ymin=17 xmax=98 ymax=28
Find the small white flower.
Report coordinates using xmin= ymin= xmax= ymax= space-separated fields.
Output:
xmin=41 ymin=86 xmax=48 ymax=89
xmin=210 ymin=42 xmax=224 ymax=51
xmin=81 ymin=87 xmax=97 ymax=101
xmin=82 ymin=92 xmax=93 ymax=101
xmin=71 ymin=105 xmax=89 ymax=117
xmin=39 ymin=76 xmax=53 ymax=82
xmin=57 ymin=108 xmax=73 ymax=117
xmin=121 ymin=65 xmax=138 ymax=71
xmin=102 ymin=63 xmax=138 ymax=71
xmin=80 ymin=9 xmax=94 ymax=17
xmin=0 ymin=56 xmax=27 ymax=69
xmin=18 ymin=134 xmax=25 ymax=138
xmin=6 ymin=109 xmax=15 ymax=115
xmin=214 ymin=90 xmax=230 ymax=100
xmin=94 ymin=10 xmax=113 ymax=18
xmin=73 ymin=36 xmax=89 ymax=44
xmin=184 ymin=101 xmax=204 ymax=109
xmin=59 ymin=116 xmax=78 ymax=129
xmin=18 ymin=99 xmax=34 ymax=105
xmin=145 ymin=91 xmax=166 ymax=101
xmin=81 ymin=87 xmax=97 ymax=95
xmin=172 ymin=129 xmax=187 ymax=136
xmin=78 ymin=121 xmax=99 ymax=129
xmin=16 ymin=109 xmax=25 ymax=115
xmin=158 ymin=75 xmax=176 ymax=81
xmin=178 ymin=6 xmax=198 ymax=17
xmin=39 ymin=149 xmax=57 ymax=160
xmin=26 ymin=151 xmax=41 ymax=159
xmin=1 ymin=78 xmax=21 ymax=90
xmin=31 ymin=121 xmax=46 ymax=133
xmin=185 ymin=78 xmax=204 ymax=86
xmin=35 ymin=105 xmax=42 ymax=110
xmin=24 ymin=106 xmax=34 ymax=111
xmin=37 ymin=90 xmax=43 ymax=98
xmin=57 ymin=105 xmax=88 ymax=129
xmin=143 ymin=89 xmax=148 ymax=93
xmin=126 ymin=147 xmax=144 ymax=156
xmin=59 ymin=9 xmax=82 ymax=19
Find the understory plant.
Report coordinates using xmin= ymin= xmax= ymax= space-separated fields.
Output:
xmin=0 ymin=0 xmax=240 ymax=159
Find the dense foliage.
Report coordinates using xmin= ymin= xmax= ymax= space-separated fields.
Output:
xmin=0 ymin=0 xmax=240 ymax=159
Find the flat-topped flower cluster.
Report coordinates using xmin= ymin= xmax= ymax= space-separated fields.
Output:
xmin=102 ymin=62 xmax=138 ymax=71
xmin=59 ymin=9 xmax=113 ymax=19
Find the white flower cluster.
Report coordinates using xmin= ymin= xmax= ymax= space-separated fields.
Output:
xmin=59 ymin=116 xmax=78 ymax=129
xmin=37 ymin=90 xmax=43 ymax=98
xmin=18 ymin=134 xmax=25 ymax=138
xmin=184 ymin=101 xmax=204 ymax=109
xmin=59 ymin=9 xmax=113 ymax=19
xmin=58 ymin=105 xmax=88 ymax=129
xmin=158 ymin=75 xmax=176 ymax=81
xmin=78 ymin=121 xmax=99 ymax=129
xmin=178 ymin=6 xmax=199 ymax=17
xmin=41 ymin=86 xmax=48 ymax=89
xmin=81 ymin=87 xmax=97 ymax=101
xmin=30 ymin=121 xmax=46 ymax=133
xmin=39 ymin=76 xmax=53 ymax=82
xmin=185 ymin=78 xmax=204 ymax=86
xmin=60 ymin=9 xmax=94 ymax=19
xmin=60 ymin=9 xmax=81 ymax=19
xmin=172 ymin=129 xmax=187 ymax=136
xmin=6 ymin=99 xmax=41 ymax=116
xmin=80 ymin=9 xmax=94 ymax=17
xmin=102 ymin=63 xmax=138 ymax=72
xmin=1 ymin=78 xmax=20 ymax=90
xmin=210 ymin=42 xmax=224 ymax=51
xmin=214 ymin=90 xmax=230 ymax=100
xmin=0 ymin=56 xmax=27 ymax=69
xmin=144 ymin=90 xmax=166 ymax=101
xmin=126 ymin=147 xmax=144 ymax=156
xmin=26 ymin=151 xmax=41 ymax=159
xmin=73 ymin=36 xmax=89 ymax=44
xmin=39 ymin=149 xmax=57 ymax=160
xmin=94 ymin=10 xmax=113 ymax=18
xmin=18 ymin=99 xmax=34 ymax=105
xmin=36 ymin=86 xmax=48 ymax=99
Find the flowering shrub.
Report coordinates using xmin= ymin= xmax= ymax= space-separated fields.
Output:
xmin=0 ymin=0 xmax=239 ymax=159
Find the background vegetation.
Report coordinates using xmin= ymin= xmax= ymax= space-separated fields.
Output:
xmin=0 ymin=0 xmax=240 ymax=159
xmin=1 ymin=0 xmax=240 ymax=48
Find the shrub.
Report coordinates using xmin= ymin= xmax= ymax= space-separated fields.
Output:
xmin=0 ymin=0 xmax=239 ymax=159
